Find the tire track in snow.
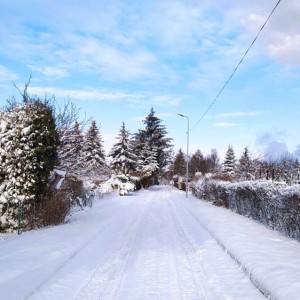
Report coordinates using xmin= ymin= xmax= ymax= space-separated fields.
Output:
xmin=177 ymin=196 xmax=270 ymax=299
xmin=167 ymin=194 xmax=218 ymax=299
xmin=119 ymin=190 xmax=196 ymax=299
xmin=25 ymin=219 xmax=113 ymax=300
xmin=75 ymin=195 xmax=154 ymax=300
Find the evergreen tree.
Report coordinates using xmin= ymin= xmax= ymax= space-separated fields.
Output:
xmin=238 ymin=146 xmax=252 ymax=180
xmin=0 ymin=100 xmax=59 ymax=232
xmin=59 ymin=120 xmax=84 ymax=173
xmin=223 ymin=145 xmax=236 ymax=174
xmin=136 ymin=142 xmax=159 ymax=188
xmin=173 ymin=149 xmax=186 ymax=176
xmin=109 ymin=122 xmax=136 ymax=174
xmin=133 ymin=108 xmax=173 ymax=185
xmin=142 ymin=108 xmax=173 ymax=171
xmin=81 ymin=120 xmax=106 ymax=176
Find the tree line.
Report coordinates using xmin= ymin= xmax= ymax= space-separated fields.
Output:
xmin=172 ymin=144 xmax=300 ymax=185
xmin=0 ymin=85 xmax=173 ymax=232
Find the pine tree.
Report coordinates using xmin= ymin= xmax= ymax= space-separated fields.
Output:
xmin=133 ymin=108 xmax=173 ymax=185
xmin=143 ymin=108 xmax=173 ymax=170
xmin=173 ymin=149 xmax=185 ymax=176
xmin=223 ymin=145 xmax=236 ymax=174
xmin=59 ymin=120 xmax=84 ymax=173
xmin=137 ymin=142 xmax=159 ymax=188
xmin=81 ymin=120 xmax=106 ymax=176
xmin=109 ymin=122 xmax=136 ymax=174
xmin=238 ymin=147 xmax=252 ymax=180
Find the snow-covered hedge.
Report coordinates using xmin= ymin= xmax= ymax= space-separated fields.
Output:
xmin=192 ymin=178 xmax=300 ymax=240
xmin=100 ymin=174 xmax=135 ymax=196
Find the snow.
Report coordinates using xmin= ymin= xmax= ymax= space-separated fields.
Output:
xmin=0 ymin=186 xmax=299 ymax=299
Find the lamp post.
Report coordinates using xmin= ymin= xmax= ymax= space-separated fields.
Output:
xmin=178 ymin=114 xmax=189 ymax=198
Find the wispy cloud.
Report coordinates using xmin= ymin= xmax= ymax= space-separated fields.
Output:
xmin=0 ymin=65 xmax=18 ymax=81
xmin=215 ymin=122 xmax=238 ymax=127
xmin=27 ymin=86 xmax=181 ymax=107
xmin=28 ymin=65 xmax=68 ymax=79
xmin=217 ymin=111 xmax=263 ymax=118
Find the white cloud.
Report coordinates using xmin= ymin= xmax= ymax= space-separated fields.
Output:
xmin=27 ymin=86 xmax=182 ymax=107
xmin=215 ymin=122 xmax=238 ymax=127
xmin=27 ymin=86 xmax=136 ymax=101
xmin=0 ymin=65 xmax=18 ymax=81
xmin=28 ymin=65 xmax=68 ymax=79
xmin=55 ymin=35 xmax=171 ymax=81
xmin=242 ymin=0 xmax=300 ymax=66
xmin=217 ymin=111 xmax=263 ymax=118
xmin=267 ymin=33 xmax=300 ymax=65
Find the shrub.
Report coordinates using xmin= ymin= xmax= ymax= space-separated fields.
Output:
xmin=192 ymin=178 xmax=300 ymax=240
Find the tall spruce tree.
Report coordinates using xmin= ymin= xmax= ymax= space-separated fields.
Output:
xmin=109 ymin=122 xmax=136 ymax=174
xmin=59 ymin=120 xmax=84 ymax=173
xmin=238 ymin=146 xmax=252 ymax=180
xmin=133 ymin=108 xmax=172 ymax=185
xmin=223 ymin=145 xmax=236 ymax=174
xmin=173 ymin=148 xmax=185 ymax=176
xmin=81 ymin=120 xmax=106 ymax=176
xmin=137 ymin=143 xmax=159 ymax=188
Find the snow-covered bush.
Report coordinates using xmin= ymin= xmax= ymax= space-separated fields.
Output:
xmin=100 ymin=174 xmax=135 ymax=196
xmin=193 ymin=178 xmax=300 ymax=240
xmin=0 ymin=100 xmax=59 ymax=232
xmin=173 ymin=175 xmax=186 ymax=191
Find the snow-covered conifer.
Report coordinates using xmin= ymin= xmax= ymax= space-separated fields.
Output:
xmin=109 ymin=122 xmax=136 ymax=174
xmin=132 ymin=108 xmax=173 ymax=185
xmin=173 ymin=149 xmax=186 ymax=176
xmin=59 ymin=120 xmax=84 ymax=173
xmin=223 ymin=145 xmax=236 ymax=174
xmin=136 ymin=142 xmax=159 ymax=188
xmin=237 ymin=147 xmax=253 ymax=180
xmin=81 ymin=120 xmax=106 ymax=176
xmin=142 ymin=108 xmax=173 ymax=171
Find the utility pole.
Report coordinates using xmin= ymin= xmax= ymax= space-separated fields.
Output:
xmin=178 ymin=114 xmax=189 ymax=198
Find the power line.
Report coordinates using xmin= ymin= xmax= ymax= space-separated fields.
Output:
xmin=190 ymin=0 xmax=282 ymax=132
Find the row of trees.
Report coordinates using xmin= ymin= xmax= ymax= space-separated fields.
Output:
xmin=58 ymin=107 xmax=173 ymax=187
xmin=173 ymin=144 xmax=300 ymax=184
xmin=109 ymin=108 xmax=173 ymax=188
xmin=0 ymin=84 xmax=173 ymax=232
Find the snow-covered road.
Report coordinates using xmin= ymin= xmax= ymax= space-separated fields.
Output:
xmin=1 ymin=186 xmax=299 ymax=299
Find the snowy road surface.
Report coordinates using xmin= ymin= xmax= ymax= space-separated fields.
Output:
xmin=1 ymin=186 xmax=300 ymax=299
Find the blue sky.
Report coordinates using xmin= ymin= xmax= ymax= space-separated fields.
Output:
xmin=0 ymin=0 xmax=300 ymax=161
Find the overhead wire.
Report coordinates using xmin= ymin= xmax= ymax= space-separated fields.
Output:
xmin=190 ymin=0 xmax=282 ymax=132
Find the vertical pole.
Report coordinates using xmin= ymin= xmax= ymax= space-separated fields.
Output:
xmin=17 ymin=199 xmax=23 ymax=235
xmin=186 ymin=117 xmax=189 ymax=198
xmin=178 ymin=113 xmax=190 ymax=198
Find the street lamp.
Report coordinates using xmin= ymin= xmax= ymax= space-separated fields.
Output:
xmin=178 ymin=114 xmax=189 ymax=198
